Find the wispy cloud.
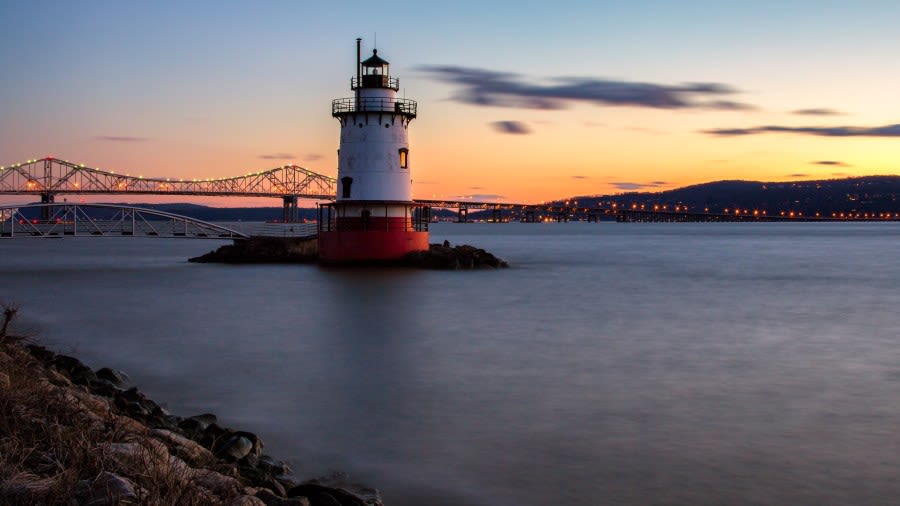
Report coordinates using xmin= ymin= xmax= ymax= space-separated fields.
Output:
xmin=451 ymin=193 xmax=506 ymax=201
xmin=571 ymin=175 xmax=589 ymax=179
xmin=704 ymin=123 xmax=900 ymax=137
xmin=792 ymin=108 xmax=845 ymax=116
xmin=491 ymin=120 xmax=531 ymax=135
xmin=468 ymin=186 xmax=485 ymax=190
xmin=811 ymin=160 xmax=850 ymax=167
xmin=95 ymin=136 xmax=149 ymax=142
xmin=258 ymin=153 xmax=295 ymax=160
xmin=612 ymin=181 xmax=667 ymax=190
xmin=787 ymin=173 xmax=809 ymax=178
xmin=419 ymin=66 xmax=755 ymax=111
xmin=304 ymin=154 xmax=323 ymax=162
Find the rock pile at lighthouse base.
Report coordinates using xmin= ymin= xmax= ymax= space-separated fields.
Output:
xmin=189 ymin=237 xmax=509 ymax=269
xmin=0 ymin=328 xmax=382 ymax=505
xmin=189 ymin=236 xmax=318 ymax=264
xmin=402 ymin=241 xmax=509 ymax=269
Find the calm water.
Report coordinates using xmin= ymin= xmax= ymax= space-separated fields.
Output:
xmin=3 ymin=222 xmax=900 ymax=505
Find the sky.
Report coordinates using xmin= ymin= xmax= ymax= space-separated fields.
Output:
xmin=2 ymin=0 xmax=900 ymax=206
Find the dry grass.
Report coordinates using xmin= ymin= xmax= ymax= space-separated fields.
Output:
xmin=0 ymin=302 xmax=242 ymax=504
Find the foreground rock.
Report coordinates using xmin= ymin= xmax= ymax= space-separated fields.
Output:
xmin=403 ymin=241 xmax=509 ymax=269
xmin=190 ymin=236 xmax=318 ymax=264
xmin=0 ymin=328 xmax=383 ymax=505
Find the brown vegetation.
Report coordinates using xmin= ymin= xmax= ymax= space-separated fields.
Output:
xmin=0 ymin=303 xmax=244 ymax=504
xmin=0 ymin=302 xmax=381 ymax=505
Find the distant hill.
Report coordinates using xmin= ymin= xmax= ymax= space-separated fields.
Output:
xmin=12 ymin=176 xmax=900 ymax=221
xmin=568 ymin=176 xmax=900 ymax=216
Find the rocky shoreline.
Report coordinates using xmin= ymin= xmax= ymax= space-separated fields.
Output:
xmin=0 ymin=309 xmax=382 ymax=506
xmin=190 ymin=237 xmax=508 ymax=269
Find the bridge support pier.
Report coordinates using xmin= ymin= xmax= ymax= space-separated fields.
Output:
xmin=457 ymin=207 xmax=468 ymax=223
xmin=523 ymin=209 xmax=536 ymax=223
xmin=491 ymin=208 xmax=502 ymax=223
xmin=282 ymin=195 xmax=299 ymax=223
xmin=40 ymin=193 xmax=55 ymax=221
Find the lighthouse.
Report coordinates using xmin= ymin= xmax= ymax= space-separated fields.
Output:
xmin=318 ymin=39 xmax=430 ymax=263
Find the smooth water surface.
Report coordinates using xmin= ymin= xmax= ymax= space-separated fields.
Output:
xmin=3 ymin=222 xmax=900 ymax=505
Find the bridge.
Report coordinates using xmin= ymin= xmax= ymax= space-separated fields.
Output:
xmin=6 ymin=156 xmax=890 ymax=232
xmin=0 ymin=203 xmax=318 ymax=239
xmin=0 ymin=156 xmax=336 ymax=222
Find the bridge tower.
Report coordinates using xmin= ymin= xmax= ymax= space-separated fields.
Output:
xmin=318 ymin=39 xmax=429 ymax=263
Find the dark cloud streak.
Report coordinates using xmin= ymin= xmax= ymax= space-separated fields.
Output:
xmin=612 ymin=181 xmax=667 ymax=190
xmin=451 ymin=193 xmax=506 ymax=201
xmin=704 ymin=123 xmax=900 ymax=137
xmin=258 ymin=153 xmax=295 ymax=160
xmin=419 ymin=66 xmax=755 ymax=111
xmin=491 ymin=121 xmax=531 ymax=135
xmin=792 ymin=108 xmax=844 ymax=116
xmin=812 ymin=160 xmax=850 ymax=167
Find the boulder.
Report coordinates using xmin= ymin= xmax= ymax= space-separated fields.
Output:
xmin=25 ymin=343 xmax=56 ymax=362
xmin=216 ymin=435 xmax=253 ymax=461
xmin=258 ymin=455 xmax=293 ymax=476
xmin=151 ymin=428 xmax=216 ymax=465
xmin=256 ymin=488 xmax=311 ymax=506
xmin=288 ymin=473 xmax=383 ymax=506
xmin=96 ymin=367 xmax=129 ymax=387
xmin=75 ymin=472 xmax=140 ymax=506
xmin=230 ymin=496 xmax=268 ymax=506
xmin=403 ymin=242 xmax=508 ymax=270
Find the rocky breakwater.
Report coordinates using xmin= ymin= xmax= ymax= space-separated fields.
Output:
xmin=402 ymin=241 xmax=509 ymax=270
xmin=189 ymin=236 xmax=509 ymax=270
xmin=0 ymin=313 xmax=382 ymax=505
xmin=190 ymin=236 xmax=318 ymax=264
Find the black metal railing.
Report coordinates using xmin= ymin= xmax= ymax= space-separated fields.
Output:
xmin=318 ymin=203 xmax=430 ymax=233
xmin=351 ymin=76 xmax=400 ymax=90
xmin=331 ymin=97 xmax=417 ymax=118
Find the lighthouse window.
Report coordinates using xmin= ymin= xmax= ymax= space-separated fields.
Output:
xmin=399 ymin=148 xmax=409 ymax=169
xmin=341 ymin=176 xmax=353 ymax=198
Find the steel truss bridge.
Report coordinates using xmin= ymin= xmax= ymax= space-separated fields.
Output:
xmin=0 ymin=203 xmax=256 ymax=239
xmin=0 ymin=156 xmax=336 ymax=222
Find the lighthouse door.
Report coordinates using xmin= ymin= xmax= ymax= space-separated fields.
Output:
xmin=341 ymin=177 xmax=353 ymax=198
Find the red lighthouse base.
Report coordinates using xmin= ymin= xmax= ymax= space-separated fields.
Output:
xmin=318 ymin=229 xmax=429 ymax=263
xmin=317 ymin=202 xmax=430 ymax=264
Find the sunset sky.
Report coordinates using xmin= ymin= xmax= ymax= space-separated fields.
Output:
xmin=2 ymin=1 xmax=900 ymax=206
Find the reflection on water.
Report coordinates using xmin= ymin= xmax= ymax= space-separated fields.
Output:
xmin=3 ymin=222 xmax=900 ymax=505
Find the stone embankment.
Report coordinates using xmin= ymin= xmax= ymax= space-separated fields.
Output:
xmin=191 ymin=237 xmax=509 ymax=269
xmin=0 ymin=315 xmax=382 ymax=505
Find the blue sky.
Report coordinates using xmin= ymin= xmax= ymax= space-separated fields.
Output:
xmin=2 ymin=1 xmax=900 ymax=203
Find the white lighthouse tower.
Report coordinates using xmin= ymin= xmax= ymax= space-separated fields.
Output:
xmin=318 ymin=39 xmax=429 ymax=263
